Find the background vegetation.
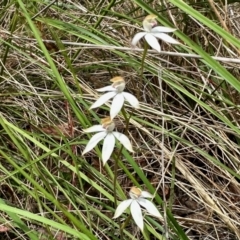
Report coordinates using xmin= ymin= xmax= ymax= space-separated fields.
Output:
xmin=1 ymin=0 xmax=240 ymax=239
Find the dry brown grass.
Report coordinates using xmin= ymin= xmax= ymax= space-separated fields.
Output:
xmin=1 ymin=1 xmax=240 ymax=239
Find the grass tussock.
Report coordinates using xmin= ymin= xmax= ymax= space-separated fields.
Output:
xmin=1 ymin=0 xmax=240 ymax=239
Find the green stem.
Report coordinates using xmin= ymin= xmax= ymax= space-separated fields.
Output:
xmin=121 ymin=107 xmax=132 ymax=133
xmin=113 ymin=154 xmax=119 ymax=208
xmin=121 ymin=215 xmax=131 ymax=230
xmin=112 ymin=108 xmax=132 ymax=208
xmin=169 ymin=137 xmax=176 ymax=211
xmin=112 ymin=107 xmax=132 ymax=239
xmin=137 ymin=41 xmax=149 ymax=98
xmin=140 ymin=41 xmax=149 ymax=78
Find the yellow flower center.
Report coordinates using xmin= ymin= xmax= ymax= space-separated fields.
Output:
xmin=144 ymin=14 xmax=157 ymax=22
xmin=129 ymin=186 xmax=142 ymax=199
xmin=143 ymin=15 xmax=158 ymax=32
xmin=101 ymin=117 xmax=115 ymax=131
xmin=110 ymin=76 xmax=125 ymax=92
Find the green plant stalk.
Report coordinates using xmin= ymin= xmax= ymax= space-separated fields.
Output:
xmin=0 ymin=154 xmax=78 ymax=235
xmin=121 ymin=215 xmax=150 ymax=240
xmin=73 ymin=160 xmax=93 ymax=233
xmin=0 ymin=115 xmax=97 ymax=240
xmin=0 ymin=203 xmax=91 ymax=240
xmin=169 ymin=155 xmax=176 ymax=211
xmin=138 ymin=40 xmax=149 ymax=98
xmin=112 ymin=106 xmax=133 ymax=238
xmin=120 ymin=129 xmax=189 ymax=239
xmin=110 ymin=151 xmax=124 ymax=240
xmin=143 ymin=225 xmax=150 ymax=240
xmin=121 ymin=107 xmax=132 ymax=133
xmin=141 ymin=41 xmax=149 ymax=77
xmin=0 ymin=198 xmax=39 ymax=240
xmin=113 ymin=152 xmax=120 ymax=208
xmin=2 ymin=114 xmax=117 ymax=202
xmin=121 ymin=214 xmax=131 ymax=231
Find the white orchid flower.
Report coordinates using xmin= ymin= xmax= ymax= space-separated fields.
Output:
xmin=82 ymin=117 xmax=134 ymax=165
xmin=113 ymin=186 xmax=161 ymax=231
xmin=90 ymin=76 xmax=139 ymax=120
xmin=132 ymin=14 xmax=179 ymax=52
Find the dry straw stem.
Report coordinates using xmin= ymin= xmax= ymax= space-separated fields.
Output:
xmin=122 ymin=100 xmax=240 ymax=238
xmin=1 ymin=32 xmax=240 ymax=63
xmin=2 ymin=2 xmax=240 ymax=237
xmin=176 ymin=159 xmax=240 ymax=238
xmin=130 ymin=117 xmax=240 ymax=238
xmin=43 ymin=41 xmax=240 ymax=64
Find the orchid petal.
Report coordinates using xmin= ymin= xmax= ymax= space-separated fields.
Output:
xmin=130 ymin=200 xmax=144 ymax=231
xmin=113 ymin=199 xmax=133 ymax=219
xmin=113 ymin=132 xmax=134 ymax=152
xmin=102 ymin=133 xmax=115 ymax=164
xmin=152 ymin=33 xmax=179 ymax=44
xmin=144 ymin=34 xmax=161 ymax=52
xmin=138 ymin=198 xmax=161 ymax=218
xmin=96 ymin=86 xmax=117 ymax=92
xmin=140 ymin=191 xmax=153 ymax=198
xmin=110 ymin=94 xmax=124 ymax=119
xmin=131 ymin=32 xmax=146 ymax=47
xmin=82 ymin=132 xmax=107 ymax=155
xmin=151 ymin=26 xmax=176 ymax=33
xmin=90 ymin=92 xmax=117 ymax=109
xmin=122 ymin=92 xmax=140 ymax=108
xmin=83 ymin=125 xmax=104 ymax=133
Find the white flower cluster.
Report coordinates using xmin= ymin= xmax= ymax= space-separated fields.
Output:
xmin=82 ymin=76 xmax=139 ymax=165
xmin=82 ymin=15 xmax=178 ymax=233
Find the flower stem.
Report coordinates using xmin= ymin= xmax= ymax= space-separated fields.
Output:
xmin=141 ymin=41 xmax=149 ymax=77
xmin=121 ymin=214 xmax=131 ymax=230
xmin=113 ymin=107 xmax=132 ymax=205
xmin=113 ymin=107 xmax=133 ymax=239
xmin=138 ymin=41 xmax=149 ymax=98
xmin=113 ymin=153 xmax=119 ymax=207
xmin=113 ymin=153 xmax=124 ymax=239
xmin=121 ymin=107 xmax=132 ymax=133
